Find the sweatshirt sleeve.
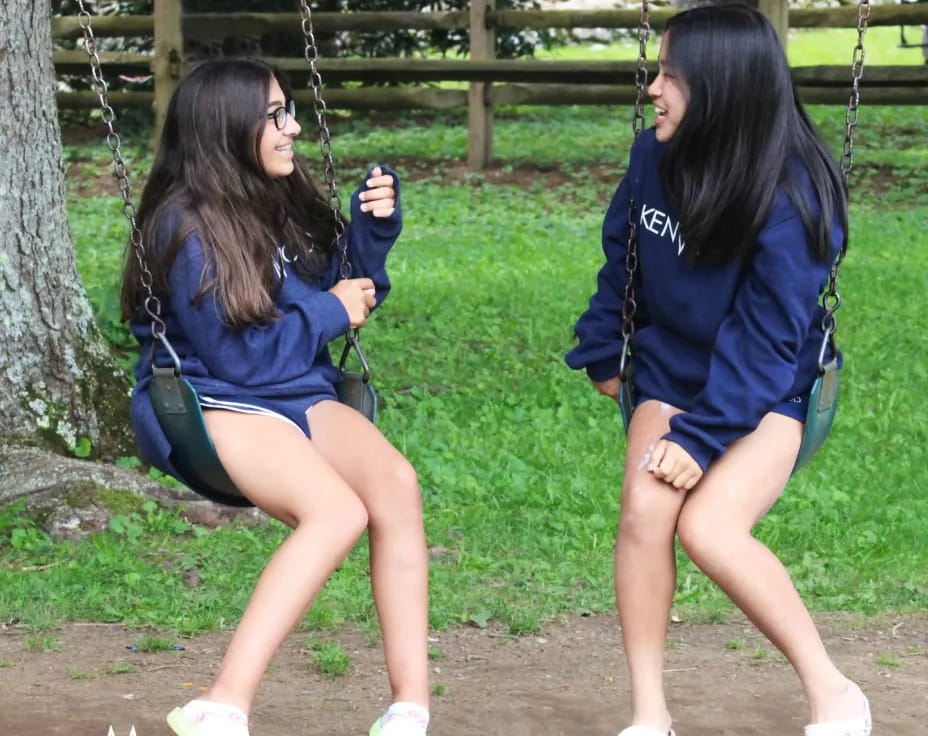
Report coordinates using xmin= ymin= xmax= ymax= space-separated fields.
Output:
xmin=565 ymin=140 xmax=649 ymax=382
xmin=663 ymin=210 xmax=835 ymax=470
xmin=320 ymin=165 xmax=402 ymax=308
xmin=168 ymin=235 xmax=350 ymax=387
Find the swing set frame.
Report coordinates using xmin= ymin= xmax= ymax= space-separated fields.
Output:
xmin=75 ymin=0 xmax=871 ymax=503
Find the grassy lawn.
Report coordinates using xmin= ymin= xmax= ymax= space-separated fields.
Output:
xmin=2 ymin=29 xmax=926 ymax=635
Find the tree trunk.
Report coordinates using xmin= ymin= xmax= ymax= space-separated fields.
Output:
xmin=0 ymin=0 xmax=133 ymax=462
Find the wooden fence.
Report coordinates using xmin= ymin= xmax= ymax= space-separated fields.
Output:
xmin=53 ymin=1 xmax=928 ymax=169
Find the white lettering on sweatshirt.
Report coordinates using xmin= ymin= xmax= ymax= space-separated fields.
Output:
xmin=640 ymin=204 xmax=685 ymax=256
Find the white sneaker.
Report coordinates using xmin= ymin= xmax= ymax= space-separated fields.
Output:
xmin=166 ymin=699 xmax=250 ymax=736
xmin=369 ymin=702 xmax=429 ymax=736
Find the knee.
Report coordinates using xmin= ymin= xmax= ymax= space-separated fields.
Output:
xmin=617 ymin=504 xmax=653 ymax=548
xmin=293 ymin=494 xmax=369 ymax=541
xmin=676 ymin=506 xmax=734 ymax=570
xmin=330 ymin=495 xmax=371 ymax=541
xmin=370 ymin=457 xmax=422 ymax=527
xmin=617 ymin=487 xmax=670 ymax=549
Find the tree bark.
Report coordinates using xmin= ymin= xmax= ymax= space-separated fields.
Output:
xmin=0 ymin=0 xmax=133 ymax=461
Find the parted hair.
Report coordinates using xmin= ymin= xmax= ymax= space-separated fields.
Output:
xmin=121 ymin=58 xmax=336 ymax=329
xmin=658 ymin=4 xmax=848 ymax=265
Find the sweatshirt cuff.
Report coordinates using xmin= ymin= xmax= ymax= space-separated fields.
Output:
xmin=351 ymin=166 xmax=403 ymax=238
xmin=315 ymin=290 xmax=352 ymax=343
xmin=585 ymin=358 xmax=622 ymax=383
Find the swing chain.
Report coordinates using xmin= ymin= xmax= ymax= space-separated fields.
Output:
xmin=632 ymin=0 xmax=651 ymax=138
xmin=821 ymin=0 xmax=870 ymax=351
xmin=620 ymin=2 xmax=650 ymax=379
xmin=74 ymin=1 xmax=166 ymax=342
xmin=841 ymin=0 xmax=870 ymax=179
xmin=297 ymin=0 xmax=350 ymax=281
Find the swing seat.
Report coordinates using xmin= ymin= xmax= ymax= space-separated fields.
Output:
xmin=149 ymin=365 xmax=252 ymax=507
xmin=619 ymin=379 xmax=635 ymax=433
xmin=335 ymin=371 xmax=379 ymax=424
xmin=335 ymin=330 xmax=378 ymax=424
xmin=793 ymin=358 xmax=840 ymax=471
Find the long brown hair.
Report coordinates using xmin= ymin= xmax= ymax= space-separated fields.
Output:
xmin=120 ymin=58 xmax=337 ymax=329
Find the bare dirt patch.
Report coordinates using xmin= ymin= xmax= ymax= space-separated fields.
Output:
xmin=1 ymin=613 xmax=924 ymax=735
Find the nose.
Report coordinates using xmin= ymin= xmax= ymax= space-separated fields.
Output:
xmin=647 ymin=73 xmax=660 ymax=100
xmin=285 ymin=114 xmax=301 ymax=136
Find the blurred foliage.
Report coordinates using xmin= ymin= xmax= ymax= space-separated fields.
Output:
xmin=52 ymin=0 xmax=555 ymax=60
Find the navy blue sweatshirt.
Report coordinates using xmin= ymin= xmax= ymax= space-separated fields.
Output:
xmin=566 ymin=130 xmax=842 ymax=470
xmin=130 ymin=167 xmax=402 ymax=481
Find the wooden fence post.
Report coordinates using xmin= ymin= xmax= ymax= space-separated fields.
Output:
xmin=758 ymin=0 xmax=789 ymax=51
xmin=468 ymin=0 xmax=496 ymax=170
xmin=153 ymin=0 xmax=184 ymax=146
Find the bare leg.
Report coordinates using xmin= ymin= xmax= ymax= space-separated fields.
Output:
xmin=308 ymin=400 xmax=430 ymax=709
xmin=676 ymin=412 xmax=865 ymax=724
xmin=615 ymin=400 xmax=687 ymax=731
xmin=197 ymin=412 xmax=370 ymax=714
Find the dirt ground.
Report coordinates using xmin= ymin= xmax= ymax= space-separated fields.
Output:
xmin=0 ymin=612 xmax=924 ymax=736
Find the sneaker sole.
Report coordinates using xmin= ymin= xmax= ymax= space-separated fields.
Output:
xmin=166 ymin=708 xmax=195 ymax=736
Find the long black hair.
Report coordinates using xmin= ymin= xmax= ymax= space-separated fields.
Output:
xmin=121 ymin=58 xmax=337 ymax=328
xmin=659 ymin=4 xmax=847 ymax=265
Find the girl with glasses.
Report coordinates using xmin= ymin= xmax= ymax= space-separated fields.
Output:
xmin=121 ymin=58 xmax=430 ymax=736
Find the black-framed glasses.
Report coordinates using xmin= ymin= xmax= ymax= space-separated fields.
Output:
xmin=266 ymin=99 xmax=296 ymax=131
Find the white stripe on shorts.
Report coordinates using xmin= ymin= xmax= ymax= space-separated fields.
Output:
xmin=199 ymin=395 xmax=303 ymax=433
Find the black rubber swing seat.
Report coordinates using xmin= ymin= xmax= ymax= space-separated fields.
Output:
xmin=793 ymin=358 xmax=840 ymax=471
xmin=149 ymin=365 xmax=253 ymax=507
xmin=148 ymin=336 xmax=379 ymax=508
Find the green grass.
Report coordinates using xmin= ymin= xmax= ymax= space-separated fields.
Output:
xmin=788 ymin=27 xmax=927 ymax=67
xmin=535 ymin=26 xmax=927 ymax=66
xmin=1 ymin=30 xmax=925 ymax=636
xmin=308 ymin=640 xmax=352 ymax=677
xmin=24 ymin=635 xmax=61 ymax=652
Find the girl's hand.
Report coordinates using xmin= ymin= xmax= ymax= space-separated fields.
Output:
xmin=593 ymin=376 xmax=621 ymax=402
xmin=358 ymin=166 xmax=396 ymax=218
xmin=330 ymin=277 xmax=377 ymax=328
xmin=648 ymin=439 xmax=703 ymax=490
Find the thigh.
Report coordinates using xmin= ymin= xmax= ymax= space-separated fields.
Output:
xmin=620 ymin=399 xmax=690 ymax=533
xmin=306 ymin=400 xmax=419 ymax=518
xmin=681 ymin=412 xmax=803 ymax=532
xmin=202 ymin=410 xmax=364 ymax=529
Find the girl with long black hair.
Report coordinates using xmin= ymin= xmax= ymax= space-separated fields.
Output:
xmin=122 ymin=59 xmax=430 ymax=736
xmin=567 ymin=6 xmax=870 ymax=735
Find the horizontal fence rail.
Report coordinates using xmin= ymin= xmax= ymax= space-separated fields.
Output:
xmin=52 ymin=4 xmax=928 ymax=168
xmin=50 ymin=4 xmax=928 ymax=38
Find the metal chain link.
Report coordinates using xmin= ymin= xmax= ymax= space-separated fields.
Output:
xmin=620 ymin=0 xmax=650 ymax=379
xmin=297 ymin=0 xmax=350 ymax=280
xmin=75 ymin=1 xmax=166 ymax=340
xmin=820 ymin=0 xmax=870 ymax=357
xmin=632 ymin=0 xmax=651 ymax=138
xmin=841 ymin=0 xmax=870 ymax=179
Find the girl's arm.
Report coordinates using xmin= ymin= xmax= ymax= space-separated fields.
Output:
xmin=168 ymin=235 xmax=350 ymax=387
xmin=321 ymin=165 xmax=402 ymax=306
xmin=663 ymin=207 xmax=841 ymax=471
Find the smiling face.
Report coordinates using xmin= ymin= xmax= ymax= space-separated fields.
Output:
xmin=648 ymin=33 xmax=689 ymax=142
xmin=258 ymin=77 xmax=301 ymax=178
